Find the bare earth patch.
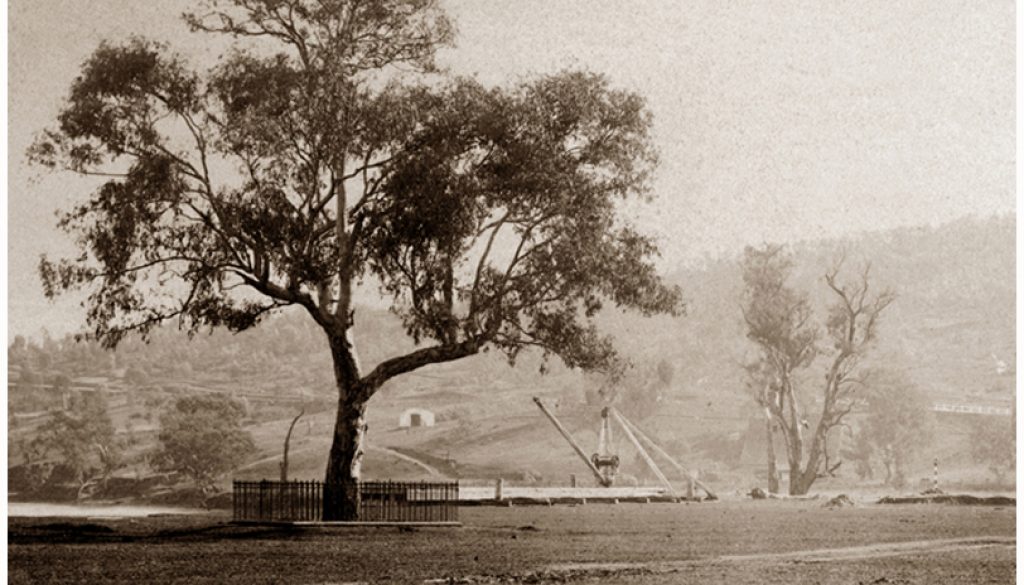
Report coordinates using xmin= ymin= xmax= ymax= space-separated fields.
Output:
xmin=8 ymin=500 xmax=1015 ymax=584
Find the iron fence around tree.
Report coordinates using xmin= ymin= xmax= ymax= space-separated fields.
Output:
xmin=232 ymin=480 xmax=459 ymax=523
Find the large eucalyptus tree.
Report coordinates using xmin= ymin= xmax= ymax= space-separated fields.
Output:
xmin=32 ymin=0 xmax=681 ymax=519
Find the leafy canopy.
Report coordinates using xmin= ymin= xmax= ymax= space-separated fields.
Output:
xmin=28 ymin=393 xmax=121 ymax=486
xmin=741 ymin=244 xmax=817 ymax=376
xmin=969 ymin=412 xmax=1015 ymax=483
xmin=152 ymin=394 xmax=257 ymax=489
xmin=32 ymin=0 xmax=680 ymax=385
xmin=862 ymin=369 xmax=934 ymax=486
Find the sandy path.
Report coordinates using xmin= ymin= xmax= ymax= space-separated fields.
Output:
xmin=441 ymin=536 xmax=1016 ymax=584
xmin=549 ymin=536 xmax=1016 ymax=571
xmin=233 ymin=445 xmax=442 ymax=477
xmin=233 ymin=445 xmax=322 ymax=472
xmin=368 ymin=445 xmax=442 ymax=477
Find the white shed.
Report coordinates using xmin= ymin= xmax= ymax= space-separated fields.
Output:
xmin=399 ymin=408 xmax=436 ymax=428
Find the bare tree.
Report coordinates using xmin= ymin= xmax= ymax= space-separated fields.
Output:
xmin=280 ymin=409 xmax=305 ymax=482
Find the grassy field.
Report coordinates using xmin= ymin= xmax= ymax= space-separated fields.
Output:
xmin=7 ymin=499 xmax=1014 ymax=584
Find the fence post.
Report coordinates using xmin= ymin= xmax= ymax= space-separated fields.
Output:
xmin=258 ymin=480 xmax=264 ymax=520
xmin=314 ymin=481 xmax=321 ymax=522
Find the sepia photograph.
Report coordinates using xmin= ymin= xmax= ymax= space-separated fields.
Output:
xmin=6 ymin=1 xmax=1016 ymax=583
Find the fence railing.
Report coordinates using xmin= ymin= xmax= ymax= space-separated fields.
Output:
xmin=232 ymin=480 xmax=459 ymax=523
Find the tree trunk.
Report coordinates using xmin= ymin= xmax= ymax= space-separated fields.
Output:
xmin=780 ymin=381 xmax=813 ymax=495
xmin=764 ymin=407 xmax=779 ymax=494
xmin=323 ymin=332 xmax=370 ymax=521
xmin=323 ymin=393 xmax=367 ymax=520
xmin=787 ymin=460 xmax=805 ymax=494
xmin=790 ymin=427 xmax=825 ymax=495
xmin=785 ymin=423 xmax=806 ymax=495
xmin=882 ymin=445 xmax=894 ymax=486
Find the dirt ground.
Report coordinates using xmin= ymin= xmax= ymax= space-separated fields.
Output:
xmin=7 ymin=499 xmax=1015 ymax=584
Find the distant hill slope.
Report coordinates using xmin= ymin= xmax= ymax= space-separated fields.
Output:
xmin=664 ymin=215 xmax=1015 ymax=405
xmin=9 ymin=214 xmax=1014 ymax=490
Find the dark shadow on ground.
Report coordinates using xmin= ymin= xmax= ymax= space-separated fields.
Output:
xmin=877 ymin=494 xmax=1015 ymax=506
xmin=8 ymin=518 xmax=325 ymax=544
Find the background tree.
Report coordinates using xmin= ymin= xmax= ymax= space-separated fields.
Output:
xmin=124 ymin=366 xmax=150 ymax=386
xmin=741 ymin=245 xmax=817 ymax=494
xmin=29 ymin=391 xmax=122 ymax=498
xmin=618 ymin=358 xmax=673 ymax=422
xmin=841 ymin=429 xmax=875 ymax=481
xmin=52 ymin=373 xmax=72 ymax=391
xmin=152 ymin=395 xmax=257 ymax=492
xmin=968 ymin=412 xmax=1015 ymax=484
xmin=861 ymin=370 xmax=934 ymax=488
xmin=18 ymin=365 xmax=41 ymax=387
xmin=741 ymin=245 xmax=894 ymax=495
xmin=9 ymin=335 xmax=28 ymax=364
xmin=583 ymin=357 xmax=667 ymax=421
xmin=32 ymin=0 xmax=680 ymax=518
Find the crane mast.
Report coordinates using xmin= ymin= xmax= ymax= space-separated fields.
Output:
xmin=532 ymin=397 xmax=613 ymax=486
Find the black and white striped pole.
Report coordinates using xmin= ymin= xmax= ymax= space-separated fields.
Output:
xmin=932 ymin=457 xmax=939 ymax=492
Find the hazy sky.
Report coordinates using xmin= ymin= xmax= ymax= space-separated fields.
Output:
xmin=7 ymin=0 xmax=1015 ymax=339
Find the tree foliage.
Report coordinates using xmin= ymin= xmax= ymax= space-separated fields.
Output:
xmin=584 ymin=357 xmax=674 ymax=421
xmin=28 ymin=392 xmax=122 ymax=495
xmin=861 ymin=370 xmax=933 ymax=487
xmin=152 ymin=394 xmax=257 ymax=490
xmin=841 ymin=429 xmax=875 ymax=481
xmin=741 ymin=245 xmax=895 ymax=495
xmin=968 ymin=411 xmax=1015 ymax=484
xmin=31 ymin=2 xmax=676 ymax=367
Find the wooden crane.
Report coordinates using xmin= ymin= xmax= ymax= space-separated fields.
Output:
xmin=533 ymin=397 xmax=613 ymax=486
xmin=533 ymin=397 xmax=716 ymax=499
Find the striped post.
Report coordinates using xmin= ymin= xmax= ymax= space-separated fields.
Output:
xmin=932 ymin=457 xmax=939 ymax=491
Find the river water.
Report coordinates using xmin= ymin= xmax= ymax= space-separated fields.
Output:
xmin=8 ymin=501 xmax=206 ymax=518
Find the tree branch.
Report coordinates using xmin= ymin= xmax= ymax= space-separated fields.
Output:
xmin=360 ymin=336 xmax=484 ymax=396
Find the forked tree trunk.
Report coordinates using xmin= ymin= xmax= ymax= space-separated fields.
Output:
xmin=790 ymin=428 xmax=825 ymax=495
xmin=319 ymin=325 xmax=481 ymax=519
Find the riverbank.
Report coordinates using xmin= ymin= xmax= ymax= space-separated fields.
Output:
xmin=8 ymin=501 xmax=212 ymax=518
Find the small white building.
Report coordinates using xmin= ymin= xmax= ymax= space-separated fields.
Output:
xmin=399 ymin=408 xmax=435 ymax=428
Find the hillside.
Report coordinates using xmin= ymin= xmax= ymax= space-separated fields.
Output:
xmin=622 ymin=214 xmax=1016 ymax=408
xmin=8 ymin=214 xmax=1015 ymax=497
